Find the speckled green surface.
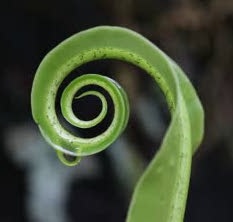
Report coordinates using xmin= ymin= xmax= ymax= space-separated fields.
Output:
xmin=31 ymin=26 xmax=204 ymax=222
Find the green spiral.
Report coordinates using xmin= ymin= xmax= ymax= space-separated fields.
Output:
xmin=31 ymin=26 xmax=204 ymax=222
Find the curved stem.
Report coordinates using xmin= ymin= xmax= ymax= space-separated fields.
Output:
xmin=31 ymin=26 xmax=204 ymax=222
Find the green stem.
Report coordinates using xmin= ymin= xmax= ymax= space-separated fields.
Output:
xmin=31 ymin=26 xmax=204 ymax=222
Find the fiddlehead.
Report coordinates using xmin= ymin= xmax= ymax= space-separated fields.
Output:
xmin=31 ymin=26 xmax=204 ymax=221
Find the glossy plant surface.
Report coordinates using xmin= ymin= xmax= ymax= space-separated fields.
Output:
xmin=31 ymin=26 xmax=204 ymax=222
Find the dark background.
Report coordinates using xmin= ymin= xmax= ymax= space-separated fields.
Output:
xmin=1 ymin=0 xmax=233 ymax=221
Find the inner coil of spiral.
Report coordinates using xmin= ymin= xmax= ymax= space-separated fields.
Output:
xmin=56 ymin=81 xmax=114 ymax=139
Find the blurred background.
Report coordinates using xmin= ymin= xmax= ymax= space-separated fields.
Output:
xmin=1 ymin=0 xmax=233 ymax=221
